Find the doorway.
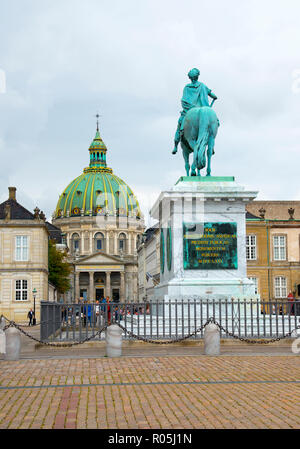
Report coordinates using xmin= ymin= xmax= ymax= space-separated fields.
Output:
xmin=80 ymin=289 xmax=87 ymax=301
xmin=112 ymin=289 xmax=120 ymax=303
xmin=96 ymin=288 xmax=104 ymax=301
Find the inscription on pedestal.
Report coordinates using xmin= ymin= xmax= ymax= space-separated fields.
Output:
xmin=183 ymin=222 xmax=237 ymax=270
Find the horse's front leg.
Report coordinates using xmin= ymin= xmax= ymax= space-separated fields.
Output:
xmin=181 ymin=143 xmax=191 ymax=176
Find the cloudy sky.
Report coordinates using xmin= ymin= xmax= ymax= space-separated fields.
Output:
xmin=0 ymin=0 xmax=299 ymax=226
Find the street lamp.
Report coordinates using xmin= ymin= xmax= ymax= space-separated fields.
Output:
xmin=32 ymin=288 xmax=37 ymax=325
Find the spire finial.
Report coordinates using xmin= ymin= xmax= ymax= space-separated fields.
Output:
xmin=95 ymin=112 xmax=101 ymax=132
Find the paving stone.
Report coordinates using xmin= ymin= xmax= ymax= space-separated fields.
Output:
xmin=0 ymin=355 xmax=299 ymax=429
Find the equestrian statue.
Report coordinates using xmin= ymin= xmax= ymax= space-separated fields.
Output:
xmin=172 ymin=68 xmax=219 ymax=177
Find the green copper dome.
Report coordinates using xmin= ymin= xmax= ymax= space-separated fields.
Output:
xmin=54 ymin=128 xmax=142 ymax=219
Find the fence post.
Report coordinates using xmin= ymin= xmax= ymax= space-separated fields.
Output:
xmin=106 ymin=324 xmax=122 ymax=357
xmin=4 ymin=327 xmax=21 ymax=360
xmin=204 ymin=322 xmax=220 ymax=356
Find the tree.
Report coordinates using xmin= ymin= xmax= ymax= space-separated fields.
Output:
xmin=48 ymin=240 xmax=72 ymax=293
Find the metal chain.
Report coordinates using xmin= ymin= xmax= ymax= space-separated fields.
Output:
xmin=210 ymin=318 xmax=300 ymax=344
xmin=1 ymin=314 xmax=41 ymax=328
xmin=114 ymin=319 xmax=214 ymax=344
xmin=3 ymin=319 xmax=108 ymax=347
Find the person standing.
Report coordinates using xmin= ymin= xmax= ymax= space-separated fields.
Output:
xmin=27 ymin=309 xmax=33 ymax=326
xmin=106 ymin=296 xmax=111 ymax=325
xmin=287 ymin=291 xmax=295 ymax=315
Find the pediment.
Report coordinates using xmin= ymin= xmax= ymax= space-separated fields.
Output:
xmin=75 ymin=252 xmax=122 ymax=265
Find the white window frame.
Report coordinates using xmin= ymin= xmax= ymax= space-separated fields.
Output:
xmin=15 ymin=279 xmax=28 ymax=301
xmin=15 ymin=236 xmax=29 ymax=261
xmin=273 ymin=235 xmax=286 ymax=261
xmin=246 ymin=235 xmax=256 ymax=260
xmin=249 ymin=277 xmax=258 ymax=294
xmin=274 ymin=276 xmax=287 ymax=298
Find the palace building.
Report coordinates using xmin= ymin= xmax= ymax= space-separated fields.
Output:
xmin=0 ymin=187 xmax=52 ymax=321
xmin=52 ymin=122 xmax=145 ymax=302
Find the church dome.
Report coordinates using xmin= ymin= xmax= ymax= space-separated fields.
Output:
xmin=54 ymin=126 xmax=142 ymax=219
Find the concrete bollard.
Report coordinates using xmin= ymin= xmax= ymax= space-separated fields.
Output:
xmin=4 ymin=327 xmax=21 ymax=361
xmin=204 ymin=323 xmax=220 ymax=356
xmin=106 ymin=324 xmax=123 ymax=357
xmin=0 ymin=330 xmax=5 ymax=354
xmin=0 ymin=317 xmax=6 ymax=354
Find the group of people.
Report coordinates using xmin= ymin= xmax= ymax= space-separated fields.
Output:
xmin=58 ymin=297 xmax=153 ymax=328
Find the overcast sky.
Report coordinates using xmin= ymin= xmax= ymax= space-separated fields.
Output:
xmin=0 ymin=0 xmax=300 ymax=227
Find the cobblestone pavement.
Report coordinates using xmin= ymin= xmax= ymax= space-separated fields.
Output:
xmin=0 ymin=355 xmax=299 ymax=429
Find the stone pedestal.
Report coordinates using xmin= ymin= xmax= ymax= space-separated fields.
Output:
xmin=151 ymin=176 xmax=258 ymax=301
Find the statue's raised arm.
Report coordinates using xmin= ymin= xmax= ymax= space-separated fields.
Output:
xmin=172 ymin=68 xmax=219 ymax=177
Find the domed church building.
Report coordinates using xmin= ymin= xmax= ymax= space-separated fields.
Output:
xmin=52 ymin=122 xmax=145 ymax=302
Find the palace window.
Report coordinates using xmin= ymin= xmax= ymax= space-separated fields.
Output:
xmin=246 ymin=235 xmax=256 ymax=260
xmin=15 ymin=236 xmax=28 ymax=261
xmin=274 ymin=276 xmax=287 ymax=298
xmin=15 ymin=280 xmax=28 ymax=301
xmin=94 ymin=232 xmax=104 ymax=251
xmin=249 ymin=277 xmax=258 ymax=295
xmin=273 ymin=235 xmax=286 ymax=261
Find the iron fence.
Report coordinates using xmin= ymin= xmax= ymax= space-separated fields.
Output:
xmin=40 ymin=299 xmax=300 ymax=343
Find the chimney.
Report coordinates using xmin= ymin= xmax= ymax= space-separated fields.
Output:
xmin=8 ymin=187 xmax=16 ymax=201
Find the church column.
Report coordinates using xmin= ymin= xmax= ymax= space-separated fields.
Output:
xmin=75 ymin=272 xmax=80 ymax=301
xmin=114 ymin=233 xmax=118 ymax=255
xmin=81 ymin=232 xmax=84 ymax=255
xmin=89 ymin=272 xmax=95 ymax=301
xmin=89 ymin=232 xmax=93 ymax=253
xmin=105 ymin=231 xmax=109 ymax=254
xmin=128 ymin=233 xmax=132 ymax=255
xmin=120 ymin=271 xmax=125 ymax=303
xmin=106 ymin=271 xmax=111 ymax=300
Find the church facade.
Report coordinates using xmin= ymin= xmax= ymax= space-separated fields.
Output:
xmin=52 ymin=123 xmax=145 ymax=302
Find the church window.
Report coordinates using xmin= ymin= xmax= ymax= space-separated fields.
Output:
xmin=119 ymin=233 xmax=126 ymax=252
xmin=94 ymin=232 xmax=104 ymax=251
xmin=71 ymin=233 xmax=80 ymax=253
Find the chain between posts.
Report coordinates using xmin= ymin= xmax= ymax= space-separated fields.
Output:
xmin=1 ymin=315 xmax=300 ymax=346
xmin=1 ymin=315 xmax=108 ymax=347
xmin=114 ymin=318 xmax=300 ymax=345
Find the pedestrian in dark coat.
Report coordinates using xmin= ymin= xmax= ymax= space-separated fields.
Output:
xmin=27 ymin=309 xmax=33 ymax=326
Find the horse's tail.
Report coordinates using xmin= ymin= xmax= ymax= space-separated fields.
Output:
xmin=194 ymin=109 xmax=210 ymax=170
